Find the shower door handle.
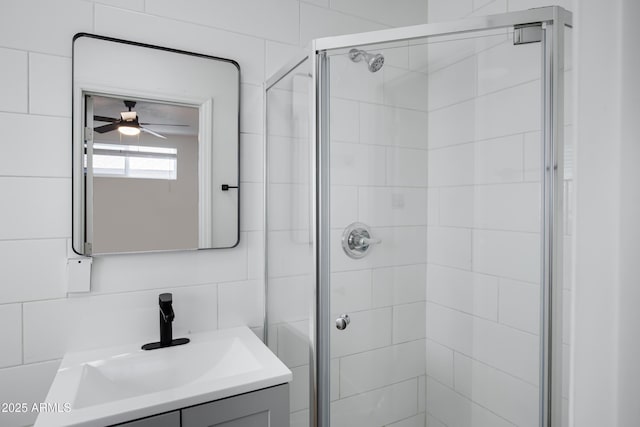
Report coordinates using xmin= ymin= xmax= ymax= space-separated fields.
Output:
xmin=336 ymin=314 xmax=350 ymax=330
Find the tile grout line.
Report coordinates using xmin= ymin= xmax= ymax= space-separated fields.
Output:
xmin=425 ymin=336 xmax=540 ymax=388
xmin=426 ymin=373 xmax=519 ymax=426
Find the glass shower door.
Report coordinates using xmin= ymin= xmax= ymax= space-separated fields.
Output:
xmin=265 ymin=58 xmax=315 ymax=427
xmin=327 ymin=28 xmax=545 ymax=427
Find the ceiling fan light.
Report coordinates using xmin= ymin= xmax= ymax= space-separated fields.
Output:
xmin=118 ymin=125 xmax=140 ymax=136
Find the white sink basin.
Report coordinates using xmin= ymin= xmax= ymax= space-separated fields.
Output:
xmin=36 ymin=327 xmax=292 ymax=427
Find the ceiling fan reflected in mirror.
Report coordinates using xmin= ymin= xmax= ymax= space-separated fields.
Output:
xmin=93 ymin=100 xmax=188 ymax=139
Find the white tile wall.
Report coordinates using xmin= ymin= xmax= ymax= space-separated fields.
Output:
xmin=473 ymin=183 xmax=540 ymax=232
xmin=524 ymin=131 xmax=542 ymax=181
xmin=0 ymin=0 xmax=93 ymax=56
xmin=330 ymin=0 xmax=428 ymax=27
xmin=498 ymin=279 xmax=540 ymax=334
xmin=0 ymin=48 xmax=28 ymax=113
xmin=428 ymin=0 xmax=473 ymax=23
xmin=330 ymin=307 xmax=392 ymax=358
xmin=331 ymin=142 xmax=387 ymax=186
xmin=389 ymin=413 xmax=427 ymax=427
xmin=331 ymin=270 xmax=373 ymax=314
xmin=0 ymin=113 xmax=71 ymax=177
xmin=94 ymin=5 xmax=266 ymax=85
xmin=427 ymin=264 xmax=499 ymax=320
xmin=240 ymin=182 xmax=264 ymax=231
xmin=290 ymin=364 xmax=310 ymax=412
xmin=339 ymin=339 xmax=425 ymax=397
xmin=426 ymin=302 xmax=539 ymax=385
xmin=393 ymin=302 xmax=426 ymax=343
xmin=422 ymin=3 xmax=575 ymax=426
xmin=269 ymin=184 xmax=310 ymax=231
xmin=0 ymin=178 xmax=70 ymax=240
xmin=268 ymin=231 xmax=313 ymax=277
xmin=372 ymin=264 xmax=426 ymax=307
xmin=454 ymin=353 xmax=538 ymax=427
xmin=330 ymin=185 xmax=358 ymax=230
xmin=145 ymin=0 xmax=300 ymax=44
xmin=471 ymin=0 xmax=507 ymax=15
xmin=330 ymin=55 xmax=385 ymax=104
xmin=23 ymin=283 xmax=223 ymax=363
xmin=276 ymin=321 xmax=309 ymax=367
xmin=358 ymin=187 xmax=428 ymax=226
xmin=386 ymin=147 xmax=429 ymax=187
xmin=240 ymin=133 xmax=264 ymax=183
xmin=426 ymin=226 xmax=472 ymax=270
xmin=330 ymin=378 xmax=418 ymax=427
xmin=476 ymin=79 xmax=541 ymax=139
xmin=359 ymin=103 xmax=428 ymax=149
xmin=0 ymin=304 xmax=22 ymax=368
xmin=2 ymin=1 xmax=425 ymax=425
xmin=331 ymin=98 xmax=360 ymax=143
xmin=426 ymin=377 xmax=515 ymax=427
xmin=88 ymin=0 xmax=145 ymax=11
xmin=0 ymin=239 xmax=68 ymax=304
xmin=428 ymin=56 xmax=476 ymax=111
xmin=383 ymin=67 xmax=429 ymax=111
xmin=218 ymin=280 xmax=263 ymax=328
xmin=477 ymin=37 xmax=540 ymax=95
xmin=438 ymin=186 xmax=474 ymax=227
xmin=426 ymin=413 xmax=447 ymax=427
xmin=426 ymin=339 xmax=454 ymax=387
xmin=28 ymin=53 xmax=71 ymax=117
xmin=299 ymin=3 xmax=387 ymax=46
xmin=472 ymin=229 xmax=541 ymax=283
xmin=472 ymin=134 xmax=524 ymax=184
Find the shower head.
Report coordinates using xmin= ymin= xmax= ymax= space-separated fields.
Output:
xmin=348 ymin=48 xmax=384 ymax=72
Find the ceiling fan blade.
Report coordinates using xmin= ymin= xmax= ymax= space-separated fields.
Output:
xmin=140 ymin=126 xmax=167 ymax=139
xmin=94 ymin=123 xmax=120 ymax=133
xmin=139 ymin=123 xmax=189 ymax=127
xmin=94 ymin=115 xmax=120 ymax=123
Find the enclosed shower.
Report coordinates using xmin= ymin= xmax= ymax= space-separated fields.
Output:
xmin=265 ymin=7 xmax=572 ymax=427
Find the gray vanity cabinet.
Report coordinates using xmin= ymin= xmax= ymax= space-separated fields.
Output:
xmin=116 ymin=411 xmax=180 ymax=427
xmin=182 ymin=384 xmax=289 ymax=427
xmin=115 ymin=384 xmax=289 ymax=427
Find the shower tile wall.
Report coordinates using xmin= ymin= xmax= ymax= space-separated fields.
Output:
xmin=424 ymin=31 xmax=544 ymax=427
xmin=424 ymin=1 xmax=573 ymax=427
xmin=329 ymin=49 xmax=429 ymax=427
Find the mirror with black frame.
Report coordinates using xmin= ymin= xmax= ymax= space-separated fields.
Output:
xmin=72 ymin=34 xmax=240 ymax=255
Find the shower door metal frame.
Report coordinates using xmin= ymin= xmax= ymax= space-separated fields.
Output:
xmin=264 ymin=6 xmax=572 ymax=427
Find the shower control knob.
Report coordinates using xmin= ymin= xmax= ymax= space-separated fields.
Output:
xmin=336 ymin=314 xmax=350 ymax=330
xmin=342 ymin=222 xmax=381 ymax=259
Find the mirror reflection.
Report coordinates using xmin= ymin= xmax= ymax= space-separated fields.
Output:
xmin=72 ymin=34 xmax=240 ymax=255
xmin=90 ymin=95 xmax=201 ymax=253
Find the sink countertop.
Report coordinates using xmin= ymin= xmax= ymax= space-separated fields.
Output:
xmin=35 ymin=326 xmax=292 ymax=427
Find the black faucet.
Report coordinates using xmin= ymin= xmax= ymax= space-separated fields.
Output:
xmin=142 ymin=293 xmax=190 ymax=350
xmin=159 ymin=293 xmax=175 ymax=346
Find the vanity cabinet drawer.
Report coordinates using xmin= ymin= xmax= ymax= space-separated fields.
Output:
xmin=182 ymin=384 xmax=289 ymax=427
xmin=115 ymin=411 xmax=180 ymax=427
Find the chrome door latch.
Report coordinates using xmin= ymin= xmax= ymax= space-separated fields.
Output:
xmin=336 ymin=314 xmax=350 ymax=330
